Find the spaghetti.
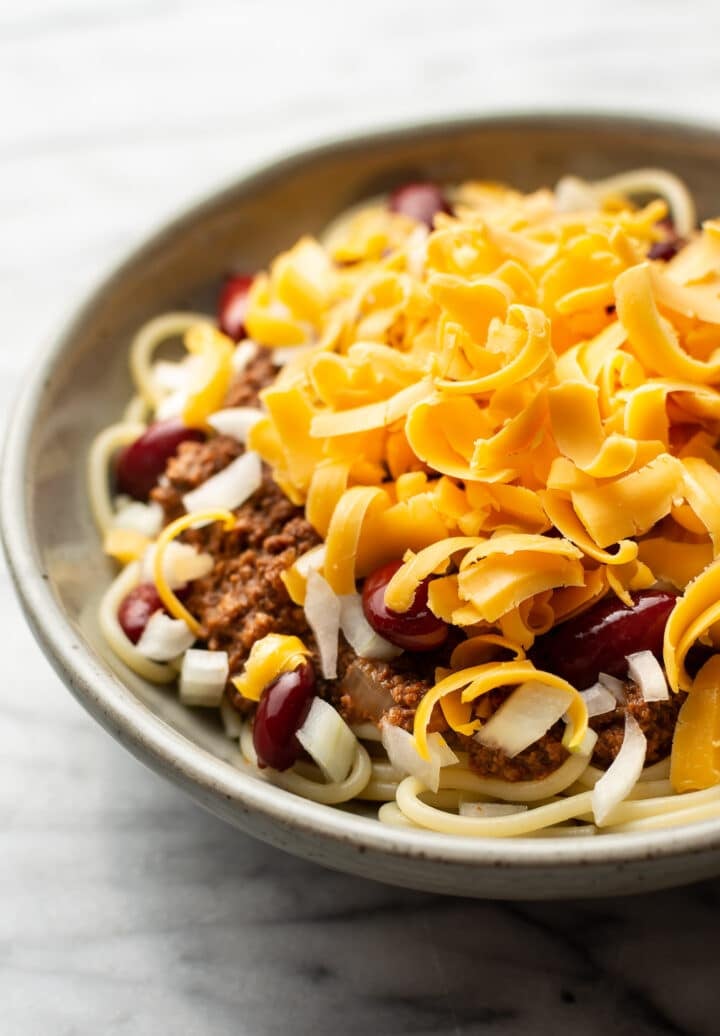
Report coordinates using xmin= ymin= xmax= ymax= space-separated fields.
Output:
xmin=91 ymin=169 xmax=720 ymax=838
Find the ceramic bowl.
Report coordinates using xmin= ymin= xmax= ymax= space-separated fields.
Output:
xmin=5 ymin=113 xmax=720 ymax=899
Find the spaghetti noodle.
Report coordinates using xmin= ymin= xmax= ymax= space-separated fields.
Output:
xmin=90 ymin=169 xmax=720 ymax=838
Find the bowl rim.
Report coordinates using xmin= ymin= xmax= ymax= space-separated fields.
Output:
xmin=5 ymin=109 xmax=720 ymax=870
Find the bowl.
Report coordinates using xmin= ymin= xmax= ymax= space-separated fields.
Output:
xmin=5 ymin=113 xmax=720 ymax=900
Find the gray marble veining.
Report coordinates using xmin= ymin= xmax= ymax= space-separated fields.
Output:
xmin=4 ymin=1 xmax=720 ymax=1032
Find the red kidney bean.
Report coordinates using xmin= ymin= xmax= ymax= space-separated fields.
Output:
xmin=362 ymin=560 xmax=449 ymax=652
xmin=388 ymin=182 xmax=450 ymax=227
xmin=648 ymin=238 xmax=684 ymax=261
xmin=529 ymin=590 xmax=678 ymax=688
xmin=253 ymin=662 xmax=317 ymax=771
xmin=648 ymin=218 xmax=685 ymax=262
xmin=218 ymin=273 xmax=254 ymax=341
xmin=117 ymin=582 xmax=190 ymax=643
xmin=115 ymin=418 xmax=205 ymax=500
xmin=118 ymin=583 xmax=164 ymax=644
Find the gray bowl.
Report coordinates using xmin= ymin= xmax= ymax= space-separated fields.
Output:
xmin=5 ymin=113 xmax=720 ymax=899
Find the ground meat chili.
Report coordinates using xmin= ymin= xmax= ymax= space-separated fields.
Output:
xmin=150 ymin=353 xmax=680 ymax=783
xmin=468 ymin=728 xmax=568 ymax=782
xmin=464 ymin=681 xmax=683 ymax=782
xmin=181 ymin=467 xmax=320 ymax=689
xmin=224 ymin=350 xmax=279 ymax=408
xmin=590 ymin=683 xmax=684 ymax=770
xmin=152 ymin=435 xmax=244 ymax=522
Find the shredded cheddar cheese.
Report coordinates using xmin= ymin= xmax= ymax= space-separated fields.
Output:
xmin=231 ymin=634 xmax=311 ymax=702
xmin=152 ymin=510 xmax=236 ymax=636
xmin=180 ymin=325 xmax=235 ymax=428
xmin=103 ymin=527 xmax=151 ymax=564
xmin=237 ymin=180 xmax=720 ymax=773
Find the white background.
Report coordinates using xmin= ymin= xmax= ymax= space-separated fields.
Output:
xmin=3 ymin=2 xmax=720 ymax=1033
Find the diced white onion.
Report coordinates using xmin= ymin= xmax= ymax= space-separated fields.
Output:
xmin=152 ymin=358 xmax=199 ymax=391
xmin=207 ymin=407 xmax=264 ymax=443
xmin=580 ymin=682 xmax=618 ymax=718
xmin=598 ymin=671 xmax=627 ymax=703
xmin=626 ymin=650 xmax=669 ymax=702
xmin=458 ymin=801 xmax=528 ymax=818
xmin=231 ymin=339 xmax=259 ymax=375
xmin=155 ymin=390 xmax=186 ymax=420
xmin=152 ymin=356 xmax=205 ymax=420
xmin=339 ymin=593 xmax=402 ymax=661
xmin=474 ymin=681 xmax=572 ymax=758
xmin=294 ymin=544 xmax=326 ymax=578
xmin=295 ymin=697 xmax=358 ymax=783
xmin=179 ymin=648 xmax=229 ymax=707
xmin=592 ymin=712 xmax=647 ymax=825
xmin=554 ymin=175 xmax=599 ymax=213
xmin=111 ymin=499 xmax=164 ymax=538
xmin=220 ymin=696 xmax=245 ymax=739
xmin=182 ymin=451 xmax=262 ymax=513
xmin=380 ymin=721 xmax=458 ymax=794
xmin=304 ymin=570 xmax=341 ymax=679
xmin=141 ymin=541 xmax=214 ymax=589
xmin=136 ymin=611 xmax=195 ymax=661
xmin=339 ymin=663 xmax=394 ymax=723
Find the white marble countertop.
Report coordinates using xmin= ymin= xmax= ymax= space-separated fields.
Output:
xmin=4 ymin=2 xmax=720 ymax=1032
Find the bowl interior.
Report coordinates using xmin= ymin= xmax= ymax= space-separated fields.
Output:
xmin=9 ymin=114 xmax=720 ymax=897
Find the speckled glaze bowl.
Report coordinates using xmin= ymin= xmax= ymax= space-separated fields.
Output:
xmin=5 ymin=113 xmax=720 ymax=899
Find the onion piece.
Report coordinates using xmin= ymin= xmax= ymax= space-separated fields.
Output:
xmin=339 ymin=593 xmax=403 ymax=661
xmin=626 ymin=650 xmax=669 ymax=702
xmin=554 ymin=175 xmax=599 ymax=213
xmin=182 ymin=451 xmax=262 ymax=512
xmin=179 ymin=648 xmax=229 ymax=707
xmin=580 ymin=682 xmax=618 ymax=718
xmin=459 ymin=801 xmax=528 ymax=818
xmin=207 ymin=407 xmax=264 ymax=443
xmin=294 ymin=544 xmax=326 ymax=578
xmin=142 ymin=540 xmax=214 ymax=589
xmin=231 ymin=340 xmax=259 ymax=375
xmin=380 ymin=721 xmax=458 ymax=794
xmin=339 ymin=662 xmax=394 ymax=723
xmin=136 ymin=611 xmax=195 ymax=661
xmin=474 ymin=681 xmax=572 ymax=758
xmin=598 ymin=671 xmax=627 ymax=703
xmin=152 ymin=356 xmax=205 ymax=419
xmin=592 ymin=712 xmax=647 ymax=825
xmin=155 ymin=390 xmax=186 ymax=421
xmin=153 ymin=359 xmax=192 ymax=391
xmin=111 ymin=499 xmax=164 ymax=538
xmin=295 ymin=697 xmax=357 ymax=782
xmin=304 ymin=570 xmax=341 ymax=679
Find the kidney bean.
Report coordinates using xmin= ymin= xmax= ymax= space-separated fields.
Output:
xmin=362 ymin=560 xmax=449 ymax=652
xmin=218 ymin=273 xmax=254 ymax=341
xmin=115 ymin=418 xmax=205 ymax=500
xmin=253 ymin=662 xmax=316 ymax=770
xmin=388 ymin=182 xmax=450 ymax=227
xmin=529 ymin=590 xmax=678 ymax=688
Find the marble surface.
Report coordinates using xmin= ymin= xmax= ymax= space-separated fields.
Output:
xmin=4 ymin=1 xmax=720 ymax=1032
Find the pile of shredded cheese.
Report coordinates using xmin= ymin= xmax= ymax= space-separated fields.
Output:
xmin=239 ymin=175 xmax=720 ymax=793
